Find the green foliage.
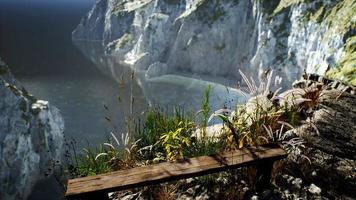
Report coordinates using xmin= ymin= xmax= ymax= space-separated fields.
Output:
xmin=199 ymin=85 xmax=212 ymax=139
xmin=190 ymin=137 xmax=225 ymax=157
xmin=68 ymin=69 xmax=322 ymax=179
xmin=137 ymin=107 xmax=194 ymax=160
xmin=67 ymin=132 xmax=140 ymax=178
xmin=258 ymin=0 xmax=281 ymax=15
xmin=70 ymin=145 xmax=112 ymax=177
xmin=284 ymin=103 xmax=299 ymax=127
xmin=196 ymin=0 xmax=226 ymax=25
xmin=116 ymin=33 xmax=133 ymax=48
xmin=159 ymin=121 xmax=194 ymax=162
xmin=210 ymin=113 xmax=240 ymax=148
xmin=214 ymin=43 xmax=226 ymax=53
xmin=326 ymin=36 xmax=356 ymax=86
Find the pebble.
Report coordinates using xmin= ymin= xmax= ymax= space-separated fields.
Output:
xmin=196 ymin=193 xmax=209 ymax=200
xmin=292 ymin=178 xmax=303 ymax=189
xmin=187 ymin=188 xmax=195 ymax=195
xmin=186 ymin=178 xmax=195 ymax=184
xmin=308 ymin=184 xmax=321 ymax=195
xmin=250 ymin=195 xmax=259 ymax=200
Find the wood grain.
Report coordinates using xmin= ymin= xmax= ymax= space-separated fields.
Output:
xmin=66 ymin=145 xmax=286 ymax=198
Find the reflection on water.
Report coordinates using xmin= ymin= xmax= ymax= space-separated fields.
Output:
xmin=0 ymin=1 xmax=146 ymax=150
xmin=19 ymin=75 xmax=146 ymax=149
xmin=0 ymin=1 xmax=147 ymax=199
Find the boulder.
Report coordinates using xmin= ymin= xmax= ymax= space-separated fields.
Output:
xmin=0 ymin=58 xmax=65 ymax=200
xmin=277 ymin=79 xmax=356 ymax=199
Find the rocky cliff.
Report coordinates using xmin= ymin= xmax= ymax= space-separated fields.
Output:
xmin=0 ymin=58 xmax=65 ymax=200
xmin=72 ymin=0 xmax=355 ymax=108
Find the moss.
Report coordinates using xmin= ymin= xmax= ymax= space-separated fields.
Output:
xmin=271 ymin=0 xmax=335 ymax=23
xmin=196 ymin=0 xmax=226 ymax=25
xmin=258 ymin=0 xmax=281 ymax=15
xmin=308 ymin=5 xmax=326 ymax=23
xmin=19 ymin=99 xmax=28 ymax=113
xmin=21 ymin=87 xmax=37 ymax=103
xmin=6 ymin=84 xmax=21 ymax=96
xmin=210 ymin=4 xmax=225 ymax=23
xmin=326 ymin=36 xmax=356 ymax=86
xmin=214 ymin=43 xmax=225 ymax=53
xmin=272 ymin=0 xmax=308 ymax=16
xmin=271 ymin=0 xmax=355 ymax=36
xmin=116 ymin=33 xmax=133 ymax=48
xmin=114 ymin=0 xmax=152 ymax=14
xmin=113 ymin=0 xmax=125 ymax=13
xmin=19 ymin=98 xmax=31 ymax=123
xmin=321 ymin=0 xmax=356 ymax=40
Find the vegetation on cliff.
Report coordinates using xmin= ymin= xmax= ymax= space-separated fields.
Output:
xmin=64 ymin=70 xmax=356 ymax=198
xmin=262 ymin=0 xmax=356 ymax=85
xmin=327 ymin=36 xmax=356 ymax=86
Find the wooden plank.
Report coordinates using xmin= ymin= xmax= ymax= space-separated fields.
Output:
xmin=66 ymin=145 xmax=286 ymax=198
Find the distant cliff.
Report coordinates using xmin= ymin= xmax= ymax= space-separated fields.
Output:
xmin=72 ymin=0 xmax=355 ymax=108
xmin=0 ymin=58 xmax=65 ymax=200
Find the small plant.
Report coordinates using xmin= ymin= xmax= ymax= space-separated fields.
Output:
xmin=196 ymin=85 xmax=212 ymax=139
xmin=209 ymin=70 xmax=284 ymax=149
xmin=159 ymin=121 xmax=194 ymax=162
xmin=208 ymin=108 xmax=240 ymax=148
xmin=67 ymin=131 xmax=141 ymax=177
xmin=136 ymin=107 xmax=195 ymax=161
xmin=73 ymin=144 xmax=112 ymax=177
xmin=95 ymin=132 xmax=140 ymax=170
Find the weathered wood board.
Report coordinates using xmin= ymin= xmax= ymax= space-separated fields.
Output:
xmin=66 ymin=145 xmax=287 ymax=199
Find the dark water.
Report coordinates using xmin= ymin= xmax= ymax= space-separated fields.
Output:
xmin=0 ymin=0 xmax=146 ymax=151
xmin=0 ymin=1 xmax=147 ymax=199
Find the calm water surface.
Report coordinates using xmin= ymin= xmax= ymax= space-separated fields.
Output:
xmin=0 ymin=1 xmax=147 ymax=199
xmin=0 ymin=0 xmax=146 ymax=150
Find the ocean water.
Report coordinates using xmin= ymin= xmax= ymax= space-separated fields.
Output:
xmin=0 ymin=0 xmax=147 ymax=151
xmin=0 ymin=1 xmax=147 ymax=199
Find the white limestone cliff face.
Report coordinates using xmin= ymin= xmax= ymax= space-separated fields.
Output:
xmin=0 ymin=58 xmax=65 ymax=200
xmin=72 ymin=0 xmax=355 ymax=109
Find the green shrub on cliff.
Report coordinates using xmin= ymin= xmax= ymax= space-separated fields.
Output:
xmin=326 ymin=36 xmax=356 ymax=86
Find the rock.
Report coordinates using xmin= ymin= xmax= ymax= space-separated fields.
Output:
xmin=195 ymin=192 xmax=209 ymax=200
xmin=291 ymin=178 xmax=302 ymax=190
xmin=72 ymin=0 xmax=354 ymax=110
xmin=186 ymin=187 xmax=195 ymax=195
xmin=0 ymin=58 xmax=65 ymax=200
xmin=192 ymin=124 xmax=227 ymax=140
xmin=110 ymin=191 xmax=144 ymax=200
xmin=120 ymin=192 xmax=144 ymax=200
xmin=276 ymin=82 xmax=356 ymax=199
xmin=260 ymin=189 xmax=273 ymax=199
xmin=308 ymin=184 xmax=321 ymax=195
xmin=177 ymin=194 xmax=193 ymax=200
xmin=310 ymin=90 xmax=356 ymax=159
xmin=185 ymin=178 xmax=195 ymax=184
xmin=279 ymin=82 xmax=356 ymax=159
xmin=145 ymin=62 xmax=168 ymax=79
xmin=275 ymin=174 xmax=305 ymax=196
xmin=250 ymin=195 xmax=259 ymax=200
